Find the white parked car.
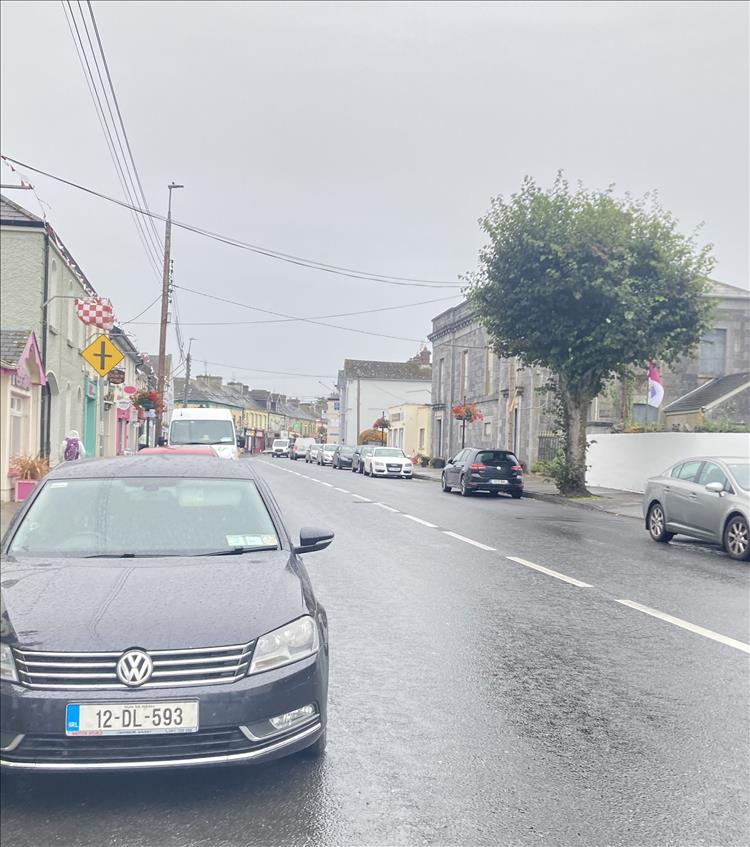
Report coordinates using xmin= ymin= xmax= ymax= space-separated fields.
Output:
xmin=271 ymin=438 xmax=290 ymax=458
xmin=364 ymin=447 xmax=413 ymax=479
xmin=318 ymin=444 xmax=338 ymax=466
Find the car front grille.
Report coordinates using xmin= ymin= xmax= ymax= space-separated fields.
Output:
xmin=4 ymin=727 xmax=253 ymax=764
xmin=12 ymin=643 xmax=254 ymax=690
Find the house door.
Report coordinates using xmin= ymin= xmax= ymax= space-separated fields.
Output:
xmin=84 ymin=396 xmax=97 ymax=455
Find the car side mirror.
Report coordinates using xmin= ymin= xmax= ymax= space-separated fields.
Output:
xmin=157 ymin=436 xmax=168 ymax=447
xmin=705 ymin=481 xmax=725 ymax=495
xmin=294 ymin=526 xmax=335 ymax=554
xmin=236 ymin=436 xmax=246 ymax=449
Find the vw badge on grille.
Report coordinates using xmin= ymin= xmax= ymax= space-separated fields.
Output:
xmin=116 ymin=649 xmax=154 ymax=686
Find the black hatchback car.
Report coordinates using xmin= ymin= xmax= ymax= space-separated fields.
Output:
xmin=441 ymin=448 xmax=524 ymax=498
xmin=0 ymin=456 xmax=333 ymax=772
xmin=332 ymin=445 xmax=355 ymax=470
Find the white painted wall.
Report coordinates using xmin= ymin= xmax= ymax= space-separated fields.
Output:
xmin=340 ymin=378 xmax=431 ymax=444
xmin=587 ymin=432 xmax=750 ymax=493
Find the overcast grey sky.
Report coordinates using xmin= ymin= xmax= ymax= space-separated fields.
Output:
xmin=2 ymin=1 xmax=747 ymax=398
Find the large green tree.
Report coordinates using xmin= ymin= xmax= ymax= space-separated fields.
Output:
xmin=468 ymin=176 xmax=715 ymax=495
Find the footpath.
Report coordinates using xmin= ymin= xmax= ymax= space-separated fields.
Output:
xmin=412 ymin=467 xmax=644 ymax=520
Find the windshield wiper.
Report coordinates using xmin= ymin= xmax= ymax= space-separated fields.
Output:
xmin=202 ymin=545 xmax=278 ymax=556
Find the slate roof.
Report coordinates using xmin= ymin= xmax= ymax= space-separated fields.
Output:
xmin=665 ymin=372 xmax=750 ymax=414
xmin=0 ymin=329 xmax=32 ymax=368
xmin=0 ymin=194 xmax=44 ymax=226
xmin=342 ymin=358 xmax=431 ymax=381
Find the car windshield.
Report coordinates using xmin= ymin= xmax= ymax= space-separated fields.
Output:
xmin=338 ymin=447 xmax=354 ymax=455
xmin=170 ymin=420 xmax=234 ymax=445
xmin=476 ymin=451 xmax=519 ymax=464
xmin=727 ymin=462 xmax=750 ymax=491
xmin=373 ymin=448 xmax=404 ymax=457
xmin=273 ymin=440 xmax=289 ymax=448
xmin=323 ymin=444 xmax=337 ymax=452
xmin=8 ymin=478 xmax=279 ymax=558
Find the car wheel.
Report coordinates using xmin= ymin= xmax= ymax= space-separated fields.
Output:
xmin=724 ymin=515 xmax=750 ymax=561
xmin=460 ymin=475 xmax=471 ymax=497
xmin=301 ymin=729 xmax=327 ymax=759
xmin=511 ymin=491 xmax=522 ymax=499
xmin=647 ymin=502 xmax=673 ymax=542
xmin=488 ymin=490 xmax=501 ymax=496
xmin=441 ymin=474 xmax=451 ymax=493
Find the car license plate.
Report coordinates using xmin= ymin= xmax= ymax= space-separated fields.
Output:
xmin=65 ymin=701 xmax=199 ymax=736
xmin=491 ymin=479 xmax=508 ymax=485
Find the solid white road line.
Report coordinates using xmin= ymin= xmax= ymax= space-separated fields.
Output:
xmin=334 ymin=488 xmax=350 ymax=494
xmin=374 ymin=503 xmax=399 ymax=512
xmin=403 ymin=514 xmax=438 ymax=528
xmin=506 ymin=556 xmax=592 ymax=588
xmin=353 ymin=494 xmax=372 ymax=502
xmin=615 ymin=599 xmax=750 ymax=654
xmin=443 ymin=531 xmax=496 ymax=552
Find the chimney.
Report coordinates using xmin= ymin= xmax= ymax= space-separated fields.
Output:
xmin=196 ymin=374 xmax=223 ymax=392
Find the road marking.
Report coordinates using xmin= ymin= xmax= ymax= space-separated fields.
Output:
xmin=403 ymin=514 xmax=438 ymax=528
xmin=319 ymin=482 xmax=333 ymax=487
xmin=443 ymin=531 xmax=495 ymax=552
xmin=615 ymin=599 xmax=750 ymax=654
xmin=334 ymin=488 xmax=350 ymax=494
xmin=353 ymin=494 xmax=372 ymax=502
xmin=506 ymin=556 xmax=592 ymax=588
xmin=374 ymin=503 xmax=399 ymax=512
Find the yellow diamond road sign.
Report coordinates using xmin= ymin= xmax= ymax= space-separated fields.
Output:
xmin=81 ymin=334 xmax=124 ymax=377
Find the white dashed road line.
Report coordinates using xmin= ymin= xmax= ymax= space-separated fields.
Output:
xmin=443 ymin=531 xmax=496 ymax=552
xmin=353 ymin=494 xmax=372 ymax=502
xmin=374 ymin=503 xmax=399 ymax=512
xmin=334 ymin=487 xmax=350 ymax=494
xmin=319 ymin=482 xmax=333 ymax=488
xmin=402 ymin=514 xmax=438 ymax=528
xmin=506 ymin=556 xmax=593 ymax=588
xmin=615 ymin=599 xmax=750 ymax=654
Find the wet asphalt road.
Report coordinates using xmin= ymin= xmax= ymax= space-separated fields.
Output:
xmin=2 ymin=456 xmax=748 ymax=847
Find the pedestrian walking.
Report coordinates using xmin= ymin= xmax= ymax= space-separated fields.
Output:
xmin=61 ymin=430 xmax=86 ymax=461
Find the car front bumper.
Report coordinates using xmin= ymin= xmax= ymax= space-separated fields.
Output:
xmin=1 ymin=651 xmax=327 ymax=771
xmin=371 ymin=466 xmax=413 ymax=478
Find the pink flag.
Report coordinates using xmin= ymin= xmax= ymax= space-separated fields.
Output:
xmin=647 ymin=361 xmax=664 ymax=408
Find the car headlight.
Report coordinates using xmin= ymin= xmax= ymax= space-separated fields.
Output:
xmin=404 ymin=462 xmax=413 ymax=467
xmin=0 ymin=644 xmax=18 ymax=683
xmin=249 ymin=616 xmax=319 ymax=674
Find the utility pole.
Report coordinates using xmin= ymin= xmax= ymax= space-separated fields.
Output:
xmin=182 ymin=337 xmax=196 ymax=407
xmin=155 ymin=181 xmax=183 ymax=443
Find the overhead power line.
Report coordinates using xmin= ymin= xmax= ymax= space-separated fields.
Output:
xmin=1 ymin=156 xmax=463 ymax=289
xmin=127 ymin=293 xmax=462 ymax=326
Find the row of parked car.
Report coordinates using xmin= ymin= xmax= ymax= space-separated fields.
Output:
xmin=270 ymin=439 xmax=414 ymax=478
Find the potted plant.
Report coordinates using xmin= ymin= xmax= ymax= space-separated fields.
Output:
xmin=9 ymin=455 xmax=49 ymax=502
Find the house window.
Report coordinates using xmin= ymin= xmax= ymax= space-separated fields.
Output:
xmin=67 ymin=281 xmax=75 ymax=343
xmin=461 ymin=350 xmax=469 ymax=396
xmin=699 ymin=329 xmax=727 ymax=377
xmin=418 ymin=428 xmax=425 ymax=450
xmin=483 ymin=420 xmax=492 ymax=439
xmin=437 ymin=358 xmax=444 ymax=403
xmin=484 ymin=349 xmax=495 ymax=395
xmin=436 ymin=418 xmax=443 ymax=455
xmin=49 ymin=260 xmax=60 ymax=332
xmin=9 ymin=394 xmax=29 ymax=458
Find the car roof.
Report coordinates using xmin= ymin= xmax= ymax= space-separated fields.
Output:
xmin=671 ymin=456 xmax=749 ymax=464
xmin=44 ymin=456 xmax=259 ymax=480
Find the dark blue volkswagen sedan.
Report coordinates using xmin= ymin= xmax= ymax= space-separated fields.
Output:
xmin=0 ymin=456 xmax=332 ymax=771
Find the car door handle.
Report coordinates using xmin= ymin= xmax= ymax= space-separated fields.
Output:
xmin=663 ymin=486 xmax=671 ymax=493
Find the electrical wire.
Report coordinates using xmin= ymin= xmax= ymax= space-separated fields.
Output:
xmin=201 ymin=361 xmax=339 ymax=378
xmin=119 ymin=293 xmax=162 ymax=324
xmin=1 ymin=156 xmax=463 ymax=289
xmin=85 ymin=0 xmax=164 ymax=258
xmin=127 ymin=294 xmax=462 ymax=326
xmin=61 ymin=2 xmax=162 ymax=279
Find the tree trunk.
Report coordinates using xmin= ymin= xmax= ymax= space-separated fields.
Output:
xmin=558 ymin=378 xmax=593 ymax=496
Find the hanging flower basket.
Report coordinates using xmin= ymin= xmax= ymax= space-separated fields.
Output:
xmin=451 ymin=403 xmax=484 ymax=423
xmin=131 ymin=389 xmax=164 ymax=415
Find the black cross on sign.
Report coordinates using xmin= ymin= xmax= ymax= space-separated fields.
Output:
xmin=95 ymin=341 xmax=113 ymax=371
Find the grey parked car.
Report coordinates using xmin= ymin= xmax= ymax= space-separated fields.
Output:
xmin=643 ymin=456 xmax=749 ymax=561
xmin=0 ymin=456 xmax=333 ymax=771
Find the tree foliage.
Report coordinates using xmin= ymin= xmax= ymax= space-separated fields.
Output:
xmin=468 ymin=175 xmax=715 ymax=494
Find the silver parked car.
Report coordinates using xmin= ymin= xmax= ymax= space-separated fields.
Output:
xmin=643 ymin=456 xmax=749 ymax=561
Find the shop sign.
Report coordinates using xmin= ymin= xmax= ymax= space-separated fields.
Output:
xmin=109 ymin=368 xmax=125 ymax=385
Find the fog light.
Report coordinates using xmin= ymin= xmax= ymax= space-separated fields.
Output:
xmin=269 ymin=704 xmax=316 ymax=730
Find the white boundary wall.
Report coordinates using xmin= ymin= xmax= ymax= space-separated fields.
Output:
xmin=586 ymin=433 xmax=750 ymax=493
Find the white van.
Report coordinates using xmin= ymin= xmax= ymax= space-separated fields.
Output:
xmin=289 ymin=437 xmax=315 ymax=460
xmin=168 ymin=408 xmax=239 ymax=459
